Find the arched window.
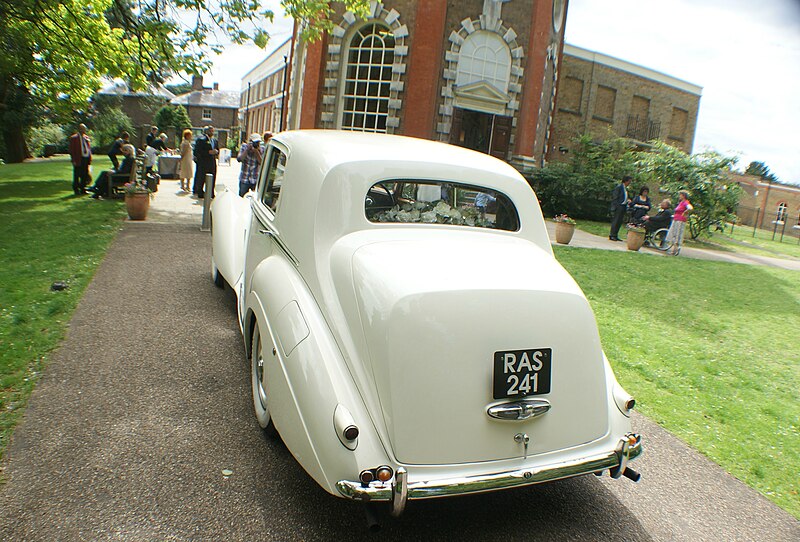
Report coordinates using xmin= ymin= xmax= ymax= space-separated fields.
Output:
xmin=776 ymin=202 xmax=787 ymax=222
xmin=340 ymin=23 xmax=395 ymax=133
xmin=455 ymin=31 xmax=512 ymax=93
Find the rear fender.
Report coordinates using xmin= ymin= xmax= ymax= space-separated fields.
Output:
xmin=211 ymin=189 xmax=251 ymax=287
xmin=247 ymin=255 xmax=390 ymax=495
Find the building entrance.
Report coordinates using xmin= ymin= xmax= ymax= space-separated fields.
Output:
xmin=450 ymin=107 xmax=512 ymax=160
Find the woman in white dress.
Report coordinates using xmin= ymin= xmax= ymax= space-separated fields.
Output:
xmin=178 ymin=129 xmax=194 ymax=192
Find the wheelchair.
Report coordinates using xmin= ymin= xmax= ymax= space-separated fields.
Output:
xmin=644 ymin=226 xmax=670 ymax=251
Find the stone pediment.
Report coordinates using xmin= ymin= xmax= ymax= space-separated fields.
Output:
xmin=453 ymin=80 xmax=511 ymax=115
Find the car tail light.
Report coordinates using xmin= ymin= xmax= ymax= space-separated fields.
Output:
xmin=376 ymin=466 xmax=393 ymax=482
xmin=359 ymin=470 xmax=374 ymax=485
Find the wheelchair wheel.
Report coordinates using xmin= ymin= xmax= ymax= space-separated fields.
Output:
xmin=652 ymin=228 xmax=670 ymax=251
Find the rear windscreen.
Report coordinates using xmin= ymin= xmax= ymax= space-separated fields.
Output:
xmin=365 ymin=180 xmax=519 ymax=231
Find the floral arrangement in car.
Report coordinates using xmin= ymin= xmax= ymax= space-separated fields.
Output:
xmin=552 ymin=214 xmax=576 ymax=225
xmin=123 ymin=180 xmax=152 ymax=196
xmin=374 ymin=201 xmax=494 ymax=228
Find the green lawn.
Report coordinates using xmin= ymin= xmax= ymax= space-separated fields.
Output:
xmin=555 ymin=246 xmax=800 ymax=518
xmin=0 ymin=156 xmax=124 ymax=459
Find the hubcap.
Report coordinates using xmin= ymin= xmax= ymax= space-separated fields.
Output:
xmin=255 ymin=335 xmax=268 ymax=410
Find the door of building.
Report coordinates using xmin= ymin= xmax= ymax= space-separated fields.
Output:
xmin=450 ymin=108 xmax=512 ymax=160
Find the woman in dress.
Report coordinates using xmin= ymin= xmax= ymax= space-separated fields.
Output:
xmin=178 ymin=129 xmax=194 ymax=192
xmin=630 ymin=186 xmax=652 ymax=223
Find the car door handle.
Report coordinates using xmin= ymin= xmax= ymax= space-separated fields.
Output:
xmin=487 ymin=399 xmax=551 ymax=420
xmin=258 ymin=229 xmax=274 ymax=237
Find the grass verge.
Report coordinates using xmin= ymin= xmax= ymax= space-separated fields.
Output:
xmin=0 ymin=156 xmax=124 ymax=459
xmin=555 ymin=246 xmax=800 ymax=518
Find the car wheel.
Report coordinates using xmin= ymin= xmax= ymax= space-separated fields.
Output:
xmin=250 ymin=323 xmax=276 ymax=434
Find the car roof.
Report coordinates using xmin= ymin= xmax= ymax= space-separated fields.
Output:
xmin=272 ymin=130 xmax=522 ymax=179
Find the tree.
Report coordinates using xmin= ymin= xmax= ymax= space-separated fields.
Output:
xmin=153 ymin=104 xmax=192 ymax=135
xmin=636 ymin=141 xmax=742 ymax=239
xmin=530 ymin=134 xmax=638 ymax=220
xmin=0 ymin=0 xmax=370 ymax=162
xmin=745 ymin=161 xmax=779 ymax=183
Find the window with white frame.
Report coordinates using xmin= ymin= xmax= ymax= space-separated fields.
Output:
xmin=202 ymin=108 xmax=212 ymax=121
xmin=776 ymin=202 xmax=788 ymax=223
xmin=340 ymin=23 xmax=395 ymax=133
xmin=455 ymin=31 xmax=512 ymax=93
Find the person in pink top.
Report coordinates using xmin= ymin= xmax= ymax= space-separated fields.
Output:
xmin=666 ymin=190 xmax=693 ymax=255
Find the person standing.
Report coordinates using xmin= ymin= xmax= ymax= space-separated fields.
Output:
xmin=193 ymin=126 xmax=219 ymax=198
xmin=609 ymin=175 xmax=632 ymax=241
xmin=107 ymin=131 xmax=129 ymax=170
xmin=178 ymin=129 xmax=194 ymax=192
xmin=666 ymin=190 xmax=694 ymax=256
xmin=68 ymin=124 xmax=92 ymax=195
xmin=145 ymin=125 xmax=159 ymax=148
xmin=237 ymin=133 xmax=263 ymax=196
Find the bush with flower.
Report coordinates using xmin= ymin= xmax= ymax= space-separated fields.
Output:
xmin=123 ymin=180 xmax=152 ymax=197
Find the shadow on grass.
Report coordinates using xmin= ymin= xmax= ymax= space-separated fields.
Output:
xmin=0 ymin=179 xmax=74 ymax=201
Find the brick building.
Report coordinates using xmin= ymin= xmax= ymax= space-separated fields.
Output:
xmin=549 ymin=44 xmax=702 ymax=160
xmin=731 ymin=173 xmax=800 ymax=233
xmin=96 ymin=80 xmax=175 ymax=147
xmin=172 ymin=76 xmax=240 ymax=146
xmin=244 ymin=0 xmax=569 ymax=173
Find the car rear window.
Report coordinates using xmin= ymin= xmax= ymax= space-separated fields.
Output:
xmin=365 ymin=180 xmax=519 ymax=231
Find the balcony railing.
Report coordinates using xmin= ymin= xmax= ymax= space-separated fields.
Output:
xmin=625 ymin=115 xmax=660 ymax=142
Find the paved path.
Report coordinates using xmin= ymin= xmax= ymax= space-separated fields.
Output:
xmin=1 ymin=167 xmax=798 ymax=540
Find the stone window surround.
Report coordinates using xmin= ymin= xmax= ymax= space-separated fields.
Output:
xmin=320 ymin=2 xmax=408 ymax=133
xmin=436 ymin=15 xmax=524 ymax=149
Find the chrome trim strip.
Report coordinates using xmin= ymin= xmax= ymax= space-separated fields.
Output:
xmin=336 ymin=434 xmax=642 ymax=510
xmin=487 ymin=399 xmax=551 ymax=420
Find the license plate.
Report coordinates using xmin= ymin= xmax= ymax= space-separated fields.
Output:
xmin=493 ymin=349 xmax=552 ymax=400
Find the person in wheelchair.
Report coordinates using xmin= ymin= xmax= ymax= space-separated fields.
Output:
xmin=641 ymin=198 xmax=673 ymax=232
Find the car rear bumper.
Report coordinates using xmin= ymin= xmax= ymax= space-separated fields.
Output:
xmin=336 ymin=433 xmax=642 ymax=516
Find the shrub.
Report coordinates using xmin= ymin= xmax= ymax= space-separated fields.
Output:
xmin=26 ymin=122 xmax=65 ymax=157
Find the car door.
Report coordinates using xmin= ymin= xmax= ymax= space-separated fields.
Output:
xmin=243 ymin=142 xmax=287 ymax=302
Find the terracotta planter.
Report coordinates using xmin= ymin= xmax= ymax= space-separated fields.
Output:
xmin=125 ymin=192 xmax=150 ymax=221
xmin=626 ymin=229 xmax=645 ymax=251
xmin=554 ymin=222 xmax=576 ymax=244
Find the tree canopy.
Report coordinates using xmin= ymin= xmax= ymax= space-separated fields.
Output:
xmin=0 ymin=0 xmax=370 ymax=162
xmin=745 ymin=161 xmax=779 ymax=183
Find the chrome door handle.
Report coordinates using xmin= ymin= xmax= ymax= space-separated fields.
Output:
xmin=258 ymin=229 xmax=273 ymax=237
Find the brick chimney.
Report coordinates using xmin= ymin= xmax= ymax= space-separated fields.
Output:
xmin=191 ymin=75 xmax=204 ymax=91
xmin=213 ymin=82 xmax=219 ymax=91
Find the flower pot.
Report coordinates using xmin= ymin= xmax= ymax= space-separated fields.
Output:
xmin=125 ymin=192 xmax=150 ymax=221
xmin=626 ymin=229 xmax=645 ymax=251
xmin=554 ymin=222 xmax=575 ymax=244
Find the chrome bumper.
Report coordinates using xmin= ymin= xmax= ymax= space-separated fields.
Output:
xmin=336 ymin=433 xmax=642 ymax=516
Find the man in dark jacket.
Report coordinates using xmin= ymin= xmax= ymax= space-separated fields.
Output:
xmin=643 ymin=199 xmax=673 ymax=232
xmin=107 ymin=131 xmax=129 ymax=169
xmin=609 ymin=175 xmax=632 ymax=241
xmin=193 ymin=126 xmax=219 ymax=198
xmin=68 ymin=124 xmax=92 ymax=195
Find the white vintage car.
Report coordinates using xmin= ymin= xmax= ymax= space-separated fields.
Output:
xmin=210 ymin=130 xmax=641 ymax=517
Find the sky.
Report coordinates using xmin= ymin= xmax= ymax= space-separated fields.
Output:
xmin=200 ymin=0 xmax=800 ymax=184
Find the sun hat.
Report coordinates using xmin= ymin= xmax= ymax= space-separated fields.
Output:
xmin=249 ymin=133 xmax=262 ymax=143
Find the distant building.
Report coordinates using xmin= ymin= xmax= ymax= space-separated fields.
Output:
xmin=731 ymin=173 xmax=800 ymax=233
xmin=171 ymin=76 xmax=240 ymax=146
xmin=240 ymin=38 xmax=291 ymax=137
xmin=550 ymin=44 xmax=702 ymax=160
xmin=96 ymin=80 xmax=175 ymax=147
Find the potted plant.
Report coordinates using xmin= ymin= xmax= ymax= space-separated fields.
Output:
xmin=124 ymin=180 xmax=152 ymax=221
xmin=625 ymin=223 xmax=646 ymax=251
xmin=553 ymin=214 xmax=576 ymax=245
